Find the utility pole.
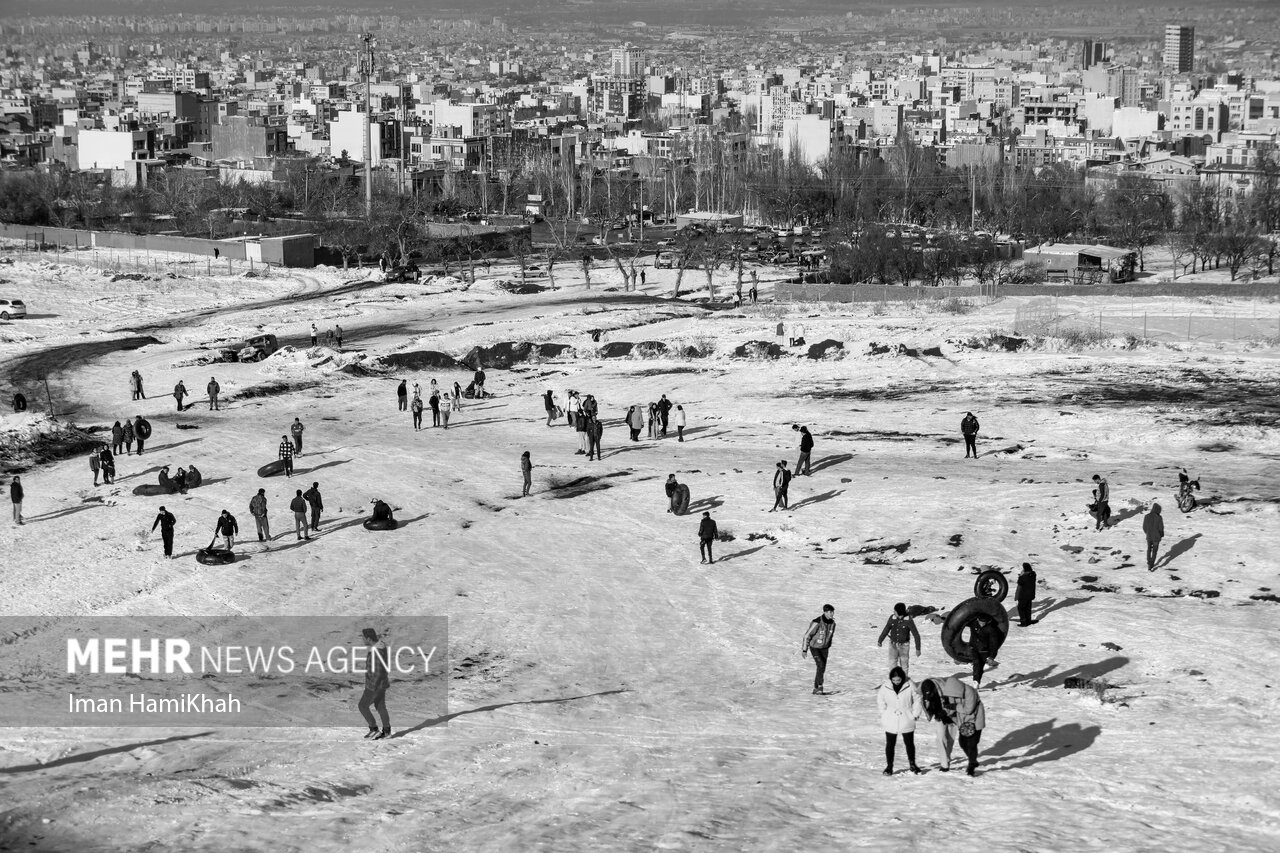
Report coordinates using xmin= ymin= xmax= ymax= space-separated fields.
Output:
xmin=359 ymin=33 xmax=377 ymax=218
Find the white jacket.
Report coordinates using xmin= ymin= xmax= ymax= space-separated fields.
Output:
xmin=675 ymin=409 xmax=687 ymax=427
xmin=877 ymin=679 xmax=923 ymax=734
xmin=567 ymin=396 xmax=581 ymax=413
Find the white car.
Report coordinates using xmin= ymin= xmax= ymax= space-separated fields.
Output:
xmin=0 ymin=298 xmax=26 ymax=320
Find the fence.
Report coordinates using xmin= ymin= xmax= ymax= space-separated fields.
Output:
xmin=0 ymin=222 xmax=315 ymax=267
xmin=1015 ymin=296 xmax=1280 ymax=342
xmin=777 ymin=279 xmax=1280 ymax=304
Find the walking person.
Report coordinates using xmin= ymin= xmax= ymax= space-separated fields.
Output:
xmin=111 ymin=420 xmax=124 ymax=456
xmin=770 ymin=461 xmax=791 ymax=512
xmin=335 ymin=324 xmax=343 ymax=350
xmin=411 ymin=396 xmax=423 ymax=431
xmin=151 ymin=505 xmax=176 ymax=557
xmin=278 ymin=435 xmax=295 ymax=477
xmin=800 ymin=604 xmax=836 ymax=695
xmin=675 ymin=404 xmax=686 ymax=441
xmin=587 ymin=416 xmax=603 ymax=461
xmin=1015 ymin=562 xmax=1037 ymax=626
xmin=310 ymin=323 xmax=318 ymax=347
xmin=214 ymin=509 xmax=238 ymax=551
xmin=544 ymin=390 xmax=557 ymax=427
xmin=474 ymin=366 xmax=486 ymax=399
xmin=304 ymin=482 xmax=323 ymax=531
xmin=429 ymin=390 xmax=441 ymax=427
xmin=290 ymin=490 xmax=310 ymax=540
xmin=1091 ymin=474 xmax=1111 ymax=530
xmin=566 ymin=390 xmax=580 ymax=427
xmin=698 ymin=511 xmax=717 ymax=564
xmin=575 ymin=407 xmax=589 ymax=454
xmin=207 ymin=376 xmax=221 ymax=411
xmin=666 ymin=474 xmax=680 ymax=514
xmin=920 ymin=676 xmax=986 ymax=776
xmin=249 ymin=488 xmax=271 ymax=542
xmin=397 ymin=380 xmax=408 ymax=411
xmin=131 ymin=369 xmax=146 ymax=400
xmin=1143 ymin=503 xmax=1164 ymax=570
xmin=961 ymin=412 xmax=980 ymax=459
xmin=440 ymin=394 xmax=452 ymax=428
xmin=134 ymin=415 xmax=150 ymax=455
xmin=626 ymin=405 xmax=643 ymax=441
xmin=89 ymin=447 xmax=101 ymax=486
xmin=647 ymin=402 xmax=659 ymax=439
xmin=9 ymin=475 xmax=23 ymax=525
xmin=969 ymin=615 xmax=1004 ymax=684
xmin=452 ymin=381 xmax=462 ymax=408
xmin=358 ymin=628 xmax=391 ymax=740
xmin=877 ymin=602 xmax=922 ymax=674
xmin=796 ymin=426 xmax=814 ymax=476
xmin=291 ymin=417 xmax=305 ymax=455
xmin=122 ymin=418 xmax=135 ymax=455
xmin=173 ymin=380 xmax=187 ymax=412
xmin=98 ymin=445 xmax=115 ymax=484
xmin=878 ymin=666 xmax=923 ymax=775
xmin=521 ymin=451 xmax=532 ymax=497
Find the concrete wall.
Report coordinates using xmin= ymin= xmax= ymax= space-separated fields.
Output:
xmin=0 ymin=222 xmax=326 ymax=265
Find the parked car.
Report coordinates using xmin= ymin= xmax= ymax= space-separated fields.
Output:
xmin=220 ymin=333 xmax=279 ymax=363
xmin=655 ymin=251 xmax=677 ymax=269
xmin=0 ymin=298 xmax=26 ymax=320
xmin=385 ymin=263 xmax=421 ymax=283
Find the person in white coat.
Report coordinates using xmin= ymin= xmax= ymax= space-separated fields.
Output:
xmin=675 ymin=404 xmax=687 ymax=442
xmin=877 ymin=666 xmax=923 ymax=775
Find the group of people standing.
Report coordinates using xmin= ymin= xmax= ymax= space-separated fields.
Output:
xmin=399 ymin=378 xmax=464 ymax=431
xmin=106 ymin=415 xmax=152 ymax=462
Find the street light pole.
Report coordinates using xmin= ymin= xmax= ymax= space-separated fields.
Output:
xmin=359 ymin=34 xmax=377 ymax=218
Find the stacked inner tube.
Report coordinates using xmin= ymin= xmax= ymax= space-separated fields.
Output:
xmin=973 ymin=569 xmax=1009 ymax=602
xmin=196 ymin=548 xmax=236 ymax=565
xmin=940 ymin=597 xmax=1010 ymax=664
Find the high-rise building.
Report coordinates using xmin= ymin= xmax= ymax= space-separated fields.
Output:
xmin=610 ymin=44 xmax=646 ymax=80
xmin=1080 ymin=39 xmax=1111 ymax=70
xmin=1163 ymin=25 xmax=1194 ymax=73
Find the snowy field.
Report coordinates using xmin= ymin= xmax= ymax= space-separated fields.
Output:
xmin=1 ymin=249 xmax=1279 ymax=852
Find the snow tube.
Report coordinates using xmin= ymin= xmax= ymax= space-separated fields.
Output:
xmin=258 ymin=459 xmax=287 ymax=477
xmin=363 ymin=518 xmax=398 ymax=531
xmin=940 ymin=597 xmax=1010 ymax=665
xmin=973 ymin=569 xmax=1009 ymax=602
xmin=196 ymin=548 xmax=236 ymax=565
xmin=136 ymin=420 xmax=152 ymax=440
xmin=132 ymin=484 xmax=171 ymax=497
xmin=674 ymin=484 xmax=691 ymax=515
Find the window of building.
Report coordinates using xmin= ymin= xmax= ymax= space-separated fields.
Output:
xmin=1194 ymin=108 xmax=1204 ymax=131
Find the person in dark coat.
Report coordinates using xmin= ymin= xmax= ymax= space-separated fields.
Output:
xmin=665 ymin=474 xmax=680 ymax=513
xmin=358 ymin=627 xmax=391 ymax=739
xmin=122 ymin=419 xmax=135 ymax=455
xmin=429 ymin=390 xmax=441 ymax=427
xmin=303 ymin=482 xmax=323 ymax=531
xmin=173 ymin=380 xmax=187 ymax=412
xmin=698 ymin=511 xmax=717 ymax=564
xmin=371 ymin=499 xmax=393 ymax=522
xmin=544 ymin=390 xmax=556 ymax=427
xmin=397 ymin=380 xmax=408 ymax=411
xmin=657 ymin=395 xmax=672 ymax=435
xmin=588 ymin=416 xmax=604 ymax=461
xmin=796 ymin=426 xmax=814 ymax=476
xmin=969 ymin=616 xmax=1004 ymax=684
xmin=131 ymin=370 xmax=146 ymax=400
xmin=9 ymin=475 xmax=23 ymax=525
xmin=473 ymin=367 xmax=486 ymax=398
xmin=771 ymin=461 xmax=791 ymax=511
xmin=111 ymin=420 xmax=124 ymax=456
xmin=520 ymin=451 xmax=532 ymax=497
xmin=89 ymin=447 xmax=101 ymax=486
xmin=1015 ymin=562 xmax=1037 ymax=626
xmin=11 ymin=392 xmax=26 ymax=412
xmin=151 ymin=506 xmax=176 ymax=557
xmin=1143 ymin=503 xmax=1164 ymax=570
xmin=801 ymin=604 xmax=836 ymax=694
xmin=290 ymin=489 xmax=310 ymax=540
xmin=207 ymin=377 xmax=221 ymax=411
xmin=214 ymin=509 xmax=238 ymax=550
xmin=98 ymin=446 xmax=116 ymax=484
xmin=411 ymin=396 xmax=423 ymax=430
xmin=1091 ymin=474 xmax=1111 ymax=530
xmin=961 ymin=412 xmax=980 ymax=458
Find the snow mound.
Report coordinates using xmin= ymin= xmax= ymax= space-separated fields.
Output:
xmin=258 ymin=345 xmax=368 ymax=375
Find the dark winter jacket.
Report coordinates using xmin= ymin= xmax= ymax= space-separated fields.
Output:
xmin=544 ymin=391 xmax=555 ymax=412
xmin=122 ymin=421 xmax=134 ymax=442
xmin=665 ymin=478 xmax=678 ymax=497
xmin=372 ymin=500 xmax=392 ymax=521
xmin=970 ymin=620 xmax=1004 ymax=661
xmin=111 ymin=423 xmax=123 ymax=443
xmin=961 ymin=414 xmax=979 ymax=436
xmin=173 ymin=383 xmax=187 ymax=399
xmin=1015 ymin=568 xmax=1037 ymax=602
xmin=215 ymin=513 xmax=238 ymax=536
xmin=397 ymin=381 xmax=407 ymax=399
xmin=1143 ymin=505 xmax=1164 ymax=540
xmin=365 ymin=641 xmax=390 ymax=691
xmin=774 ymin=467 xmax=791 ymax=490
xmin=698 ymin=516 xmax=717 ymax=540
xmin=289 ymin=495 xmax=307 ymax=513
xmin=291 ymin=421 xmax=304 ymax=438
xmin=249 ymin=494 xmax=267 ymax=518
xmin=877 ymin=614 xmax=922 ymax=650
xmin=207 ymin=380 xmax=220 ymax=397
xmin=9 ymin=481 xmax=22 ymax=503
xmin=657 ymin=398 xmax=673 ymax=417
xmin=799 ymin=430 xmax=814 ymax=453
xmin=804 ymin=616 xmax=835 ymax=650
xmin=474 ymin=369 xmax=486 ymax=384
xmin=151 ymin=510 xmax=176 ymax=533
xmin=303 ymin=487 xmax=323 ymax=510
xmin=590 ymin=419 xmax=603 ymax=441
xmin=429 ymin=393 xmax=440 ymax=411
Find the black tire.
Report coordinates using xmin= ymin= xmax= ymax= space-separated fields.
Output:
xmin=940 ymin=597 xmax=1010 ymax=665
xmin=131 ymin=484 xmax=170 ymax=497
xmin=1177 ymin=494 xmax=1196 ymax=513
xmin=363 ymin=518 xmax=398 ymax=531
xmin=974 ymin=569 xmax=1009 ymax=602
xmin=137 ymin=421 xmax=152 ymax=440
xmin=257 ymin=460 xmax=287 ymax=477
xmin=196 ymin=548 xmax=236 ymax=565
xmin=675 ymin=484 xmax=691 ymax=515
